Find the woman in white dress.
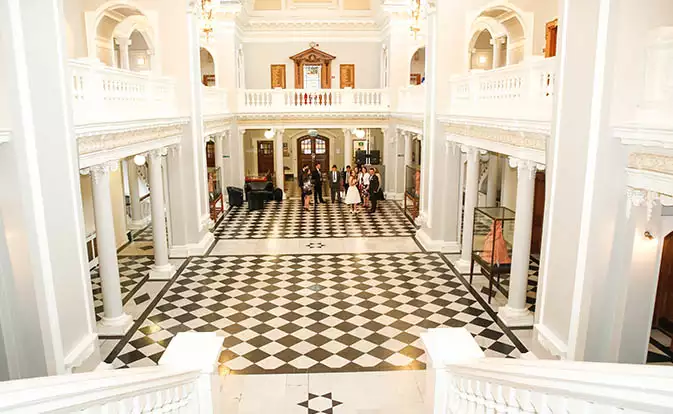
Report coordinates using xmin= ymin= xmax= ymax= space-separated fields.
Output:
xmin=345 ymin=171 xmax=361 ymax=214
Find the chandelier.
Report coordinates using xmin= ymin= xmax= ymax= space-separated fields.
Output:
xmin=409 ymin=0 xmax=421 ymax=39
xmin=200 ymin=0 xmax=215 ymax=41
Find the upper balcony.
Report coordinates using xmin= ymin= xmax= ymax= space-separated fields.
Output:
xmin=237 ymin=89 xmax=390 ymax=116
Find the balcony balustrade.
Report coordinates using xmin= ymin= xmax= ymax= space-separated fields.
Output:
xmin=447 ymin=57 xmax=557 ymax=123
xmin=238 ymin=88 xmax=390 ymax=114
xmin=202 ymin=86 xmax=229 ymax=116
xmin=396 ymin=85 xmax=426 ymax=115
xmin=69 ymin=59 xmax=177 ymax=126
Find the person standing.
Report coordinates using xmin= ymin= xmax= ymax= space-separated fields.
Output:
xmin=312 ymin=162 xmax=326 ymax=205
xmin=368 ymin=167 xmax=381 ymax=213
xmin=345 ymin=171 xmax=361 ymax=214
xmin=300 ymin=165 xmax=313 ymax=211
xmin=329 ymin=165 xmax=342 ymax=203
xmin=343 ymin=165 xmax=352 ymax=196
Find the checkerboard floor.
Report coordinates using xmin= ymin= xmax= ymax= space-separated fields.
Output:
xmin=105 ymin=253 xmax=524 ymax=372
xmin=90 ymin=256 xmax=153 ymax=321
xmin=213 ymin=200 xmax=415 ymax=239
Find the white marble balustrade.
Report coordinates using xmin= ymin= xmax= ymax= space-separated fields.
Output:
xmin=396 ymin=84 xmax=426 ymax=115
xmin=238 ymin=88 xmax=390 ymax=113
xmin=69 ymin=59 xmax=178 ymax=125
xmin=447 ymin=57 xmax=557 ymax=122
xmin=202 ymin=86 xmax=229 ymax=116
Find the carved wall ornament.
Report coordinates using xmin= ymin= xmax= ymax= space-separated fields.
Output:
xmin=290 ymin=47 xmax=336 ymax=89
xmin=444 ymin=123 xmax=547 ymax=152
xmin=509 ymin=157 xmax=545 ymax=180
xmin=77 ymin=121 xmax=187 ymax=155
xmin=626 ymin=187 xmax=658 ymax=221
xmin=627 ymin=153 xmax=673 ymax=176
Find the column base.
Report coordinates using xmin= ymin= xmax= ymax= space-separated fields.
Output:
xmin=149 ymin=263 xmax=176 ymax=280
xmin=454 ymin=258 xmax=474 ymax=274
xmin=127 ymin=217 xmax=151 ymax=230
xmin=415 ymin=228 xmax=461 ymax=253
xmin=96 ymin=313 xmax=133 ymax=336
xmin=498 ymin=305 xmax=534 ymax=327
xmin=169 ymin=231 xmax=215 ymax=258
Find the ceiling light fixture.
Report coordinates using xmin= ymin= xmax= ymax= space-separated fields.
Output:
xmin=133 ymin=154 xmax=146 ymax=166
xmin=200 ymin=0 xmax=215 ymax=42
xmin=264 ymin=129 xmax=275 ymax=139
xmin=355 ymin=129 xmax=366 ymax=139
xmin=410 ymin=0 xmax=422 ymax=39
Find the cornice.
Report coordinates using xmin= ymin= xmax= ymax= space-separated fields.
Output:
xmin=0 ymin=129 xmax=10 ymax=144
xmin=627 ymin=152 xmax=673 ymax=176
xmin=204 ymin=115 xmax=234 ymax=136
xmin=237 ymin=112 xmax=389 ymax=122
xmin=75 ymin=118 xmax=190 ymax=139
xmin=237 ymin=19 xmax=382 ymax=32
xmin=438 ymin=114 xmax=552 ymax=136
xmin=443 ymin=123 xmax=547 ymax=152
xmin=626 ymin=168 xmax=673 ymax=202
xmin=614 ymin=123 xmax=673 ymax=149
xmin=77 ymin=120 xmax=187 ymax=156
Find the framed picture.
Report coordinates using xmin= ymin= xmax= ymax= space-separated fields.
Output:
xmin=270 ymin=64 xmax=286 ymax=89
xmin=283 ymin=142 xmax=290 ymax=157
xmin=340 ymin=64 xmax=355 ymax=88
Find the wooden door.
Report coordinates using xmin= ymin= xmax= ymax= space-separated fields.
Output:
xmin=545 ymin=19 xmax=558 ymax=58
xmin=206 ymin=141 xmax=216 ymax=168
xmin=257 ymin=141 xmax=274 ymax=176
xmin=530 ymin=171 xmax=545 ymax=255
xmin=654 ymin=233 xmax=673 ymax=339
xmin=297 ymin=136 xmax=330 ymax=178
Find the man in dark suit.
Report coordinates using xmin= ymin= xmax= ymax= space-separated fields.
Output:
xmin=329 ymin=165 xmax=342 ymax=203
xmin=368 ymin=167 xmax=381 ymax=213
xmin=312 ymin=163 xmax=326 ymax=204
xmin=342 ymin=165 xmax=352 ymax=195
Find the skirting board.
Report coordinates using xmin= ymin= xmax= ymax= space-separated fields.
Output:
xmin=416 ymin=228 xmax=461 ymax=253
xmin=534 ymin=323 xmax=568 ymax=359
xmin=169 ymin=232 xmax=215 ymax=258
xmin=64 ymin=332 xmax=97 ymax=372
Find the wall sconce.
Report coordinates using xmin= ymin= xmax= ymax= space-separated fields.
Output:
xmin=644 ymin=231 xmax=655 ymax=240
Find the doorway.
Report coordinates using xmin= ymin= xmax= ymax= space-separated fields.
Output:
xmin=530 ymin=171 xmax=546 ymax=256
xmin=297 ymin=135 xmax=330 ymax=179
xmin=650 ymin=232 xmax=673 ymax=361
xmin=257 ymin=141 xmax=274 ymax=176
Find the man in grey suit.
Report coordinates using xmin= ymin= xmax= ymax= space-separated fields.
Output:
xmin=329 ymin=165 xmax=342 ymax=203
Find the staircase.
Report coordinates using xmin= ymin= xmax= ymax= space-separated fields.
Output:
xmin=2 ymin=329 xmax=672 ymax=413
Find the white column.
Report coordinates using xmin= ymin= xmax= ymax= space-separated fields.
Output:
xmin=116 ymin=37 xmax=131 ymax=70
xmin=343 ymin=129 xmax=353 ymax=168
xmin=214 ymin=133 xmax=225 ymax=192
xmin=486 ymin=155 xmax=499 ymax=206
xmin=89 ymin=163 xmax=133 ymax=335
xmin=492 ymin=37 xmax=502 ymax=69
xmin=501 ymin=161 xmax=517 ymax=211
xmin=237 ymin=128 xmax=246 ymax=184
xmin=498 ymin=159 xmax=540 ymax=327
xmin=148 ymin=149 xmax=174 ymax=279
xmin=274 ymin=129 xmax=285 ymax=195
xmin=404 ymin=132 xmax=413 ymax=167
xmin=383 ymin=128 xmax=395 ymax=194
xmin=457 ymin=146 xmax=480 ymax=269
xmin=127 ymin=160 xmax=145 ymax=229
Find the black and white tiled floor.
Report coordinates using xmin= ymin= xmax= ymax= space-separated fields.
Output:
xmin=90 ymin=256 xmax=153 ymax=321
xmin=213 ymin=200 xmax=415 ymax=239
xmin=103 ymin=253 xmax=524 ymax=371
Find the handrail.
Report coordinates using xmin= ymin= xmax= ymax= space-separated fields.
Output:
xmin=423 ymin=328 xmax=673 ymax=414
xmin=0 ymin=367 xmax=202 ymax=413
xmin=238 ymin=88 xmax=390 ymax=113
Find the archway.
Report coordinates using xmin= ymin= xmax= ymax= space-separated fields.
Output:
xmin=200 ymin=47 xmax=216 ymax=86
xmin=410 ymin=47 xmax=425 ymax=85
xmin=470 ymin=30 xmax=494 ymax=70
xmin=297 ymin=135 xmax=330 ymax=180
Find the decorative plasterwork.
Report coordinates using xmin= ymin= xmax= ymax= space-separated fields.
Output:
xmin=204 ymin=115 xmax=233 ymax=136
xmin=237 ymin=112 xmax=389 ymax=122
xmin=614 ymin=124 xmax=673 ymax=149
xmin=0 ymin=129 xmax=10 ymax=144
xmin=237 ymin=19 xmax=381 ymax=32
xmin=627 ymin=152 xmax=673 ymax=176
xmin=76 ymin=118 xmax=188 ymax=169
xmin=443 ymin=122 xmax=547 ymax=165
xmin=626 ymin=168 xmax=673 ymax=203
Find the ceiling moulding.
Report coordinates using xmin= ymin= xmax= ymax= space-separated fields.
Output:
xmin=236 ymin=19 xmax=382 ymax=32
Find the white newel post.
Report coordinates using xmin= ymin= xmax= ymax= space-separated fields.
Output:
xmin=127 ymin=160 xmax=144 ymax=229
xmin=116 ymin=37 xmax=131 ymax=70
xmin=486 ymin=155 xmax=499 ymax=206
xmin=343 ymin=129 xmax=353 ymax=168
xmin=498 ymin=158 xmax=540 ymax=327
xmin=148 ymin=149 xmax=174 ymax=279
xmin=274 ymin=129 xmax=285 ymax=195
xmin=87 ymin=163 xmax=133 ymax=335
xmin=457 ymin=146 xmax=480 ymax=269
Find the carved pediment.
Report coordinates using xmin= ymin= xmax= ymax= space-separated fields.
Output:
xmin=290 ymin=47 xmax=336 ymax=64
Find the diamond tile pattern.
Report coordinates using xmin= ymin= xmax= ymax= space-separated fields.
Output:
xmin=90 ymin=256 xmax=153 ymax=321
xmin=107 ymin=253 xmax=521 ymax=371
xmin=213 ymin=200 xmax=415 ymax=239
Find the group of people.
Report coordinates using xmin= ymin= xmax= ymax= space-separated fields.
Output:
xmin=299 ymin=163 xmax=383 ymax=214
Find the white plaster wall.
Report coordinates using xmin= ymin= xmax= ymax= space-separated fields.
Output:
xmin=63 ymin=0 xmax=89 ymax=58
xmin=243 ymin=42 xmax=382 ymax=89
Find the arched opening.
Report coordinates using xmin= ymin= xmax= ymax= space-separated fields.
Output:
xmin=200 ymin=47 xmax=216 ymax=86
xmin=652 ymin=231 xmax=673 ymax=363
xmin=127 ymin=30 xmax=151 ymax=71
xmin=297 ymin=135 xmax=330 ymax=181
xmin=410 ymin=47 xmax=425 ymax=85
xmin=470 ymin=30 xmax=494 ymax=70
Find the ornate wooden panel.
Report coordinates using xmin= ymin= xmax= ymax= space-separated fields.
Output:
xmin=545 ymin=19 xmax=558 ymax=58
xmin=289 ymin=47 xmax=336 ymax=89
xmin=270 ymin=64 xmax=286 ymax=89
xmin=340 ymin=64 xmax=355 ymax=88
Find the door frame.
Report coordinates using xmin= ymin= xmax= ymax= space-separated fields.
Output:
xmin=296 ymin=135 xmax=330 ymax=178
xmin=256 ymin=139 xmax=275 ymax=176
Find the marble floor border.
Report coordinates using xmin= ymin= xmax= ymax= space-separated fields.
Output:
xmin=439 ymin=253 xmax=529 ymax=355
xmin=103 ymin=258 xmax=193 ymax=364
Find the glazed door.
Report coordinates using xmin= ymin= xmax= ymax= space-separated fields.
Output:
xmin=654 ymin=233 xmax=673 ymax=337
xmin=257 ymin=141 xmax=274 ymax=175
xmin=297 ymin=136 xmax=330 ymax=174
xmin=530 ymin=171 xmax=546 ymax=255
